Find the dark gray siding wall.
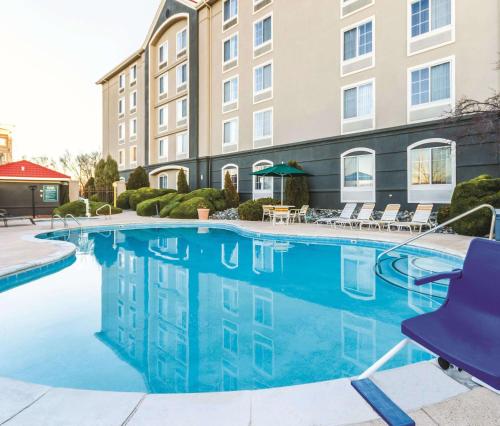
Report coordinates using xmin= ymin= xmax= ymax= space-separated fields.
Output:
xmin=0 ymin=182 xmax=64 ymax=216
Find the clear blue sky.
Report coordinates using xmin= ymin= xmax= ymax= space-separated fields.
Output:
xmin=0 ymin=0 xmax=160 ymax=160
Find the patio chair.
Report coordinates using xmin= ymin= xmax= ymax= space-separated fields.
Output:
xmin=358 ymin=204 xmax=400 ymax=231
xmin=389 ymin=204 xmax=434 ymax=233
xmin=272 ymin=207 xmax=291 ymax=225
xmin=290 ymin=205 xmax=309 ymax=223
xmin=315 ymin=203 xmax=356 ymax=225
xmin=335 ymin=203 xmax=375 ymax=229
xmin=0 ymin=209 xmax=36 ymax=227
xmin=262 ymin=205 xmax=274 ymax=222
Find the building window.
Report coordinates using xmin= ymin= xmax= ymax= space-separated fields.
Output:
xmin=159 ymin=42 xmax=168 ymax=65
xmin=411 ymin=0 xmax=451 ymax=38
xmin=159 ymin=138 xmax=167 ymax=159
xmin=158 ymin=106 xmax=168 ymax=131
xmin=340 ymin=148 xmax=376 ymax=202
xmin=176 ymin=28 xmax=187 ymax=55
xmin=176 ymin=98 xmax=188 ymax=124
xmin=254 ymin=15 xmax=272 ymax=49
xmin=177 ymin=133 xmax=188 ymax=156
xmin=254 ymin=109 xmax=272 ymax=142
xmin=130 ymin=91 xmax=137 ymax=110
xmin=118 ymin=123 xmax=125 ymax=143
xmin=119 ymin=73 xmax=125 ymax=90
xmin=223 ymin=34 xmax=238 ymax=64
xmin=223 ymin=76 xmax=238 ymax=105
xmin=130 ymin=118 xmax=137 ymax=137
xmin=42 ymin=185 xmax=58 ymax=203
xmin=223 ymin=0 xmax=238 ymax=23
xmin=253 ymin=160 xmax=273 ymax=199
xmin=118 ymin=97 xmax=125 ymax=115
xmin=130 ymin=65 xmax=137 ymax=83
xmin=159 ymin=174 xmax=168 ymax=189
xmin=221 ymin=164 xmax=238 ymax=191
xmin=343 ymin=20 xmax=373 ymax=61
xmin=343 ymin=80 xmax=374 ymax=120
xmin=130 ymin=146 xmax=137 ymax=164
xmin=176 ymin=63 xmax=188 ymax=88
xmin=223 ymin=320 xmax=238 ymax=355
xmin=254 ymin=63 xmax=272 ymax=94
xmin=223 ymin=118 xmax=238 ymax=147
xmin=411 ymin=61 xmax=450 ymax=106
xmin=159 ymin=74 xmax=167 ymax=97
xmin=118 ymin=149 xmax=125 ymax=167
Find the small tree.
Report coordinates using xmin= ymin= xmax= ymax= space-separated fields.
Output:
xmin=94 ymin=155 xmax=119 ymax=202
xmin=83 ymin=177 xmax=96 ymax=198
xmin=285 ymin=160 xmax=310 ymax=207
xmin=177 ymin=169 xmax=190 ymax=194
xmin=127 ymin=166 xmax=150 ymax=190
xmin=223 ymin=171 xmax=239 ymax=208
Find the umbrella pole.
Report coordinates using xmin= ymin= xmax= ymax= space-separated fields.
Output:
xmin=281 ymin=175 xmax=284 ymax=205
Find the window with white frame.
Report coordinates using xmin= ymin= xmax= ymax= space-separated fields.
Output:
xmin=119 ymin=73 xmax=125 ymax=90
xmin=130 ymin=65 xmax=137 ymax=83
xmin=410 ymin=60 xmax=451 ymax=107
xmin=118 ymin=123 xmax=125 ymax=143
xmin=176 ymin=28 xmax=187 ymax=55
xmin=130 ymin=146 xmax=137 ymax=164
xmin=223 ymin=0 xmax=238 ymax=23
xmin=177 ymin=133 xmax=188 ymax=156
xmin=118 ymin=97 xmax=125 ymax=115
xmin=177 ymin=98 xmax=188 ymax=123
xmin=223 ymin=76 xmax=238 ymax=105
xmin=130 ymin=118 xmax=137 ymax=137
xmin=254 ymin=63 xmax=272 ymax=94
xmin=158 ymin=106 xmax=168 ymax=130
xmin=159 ymin=74 xmax=167 ymax=97
xmin=254 ymin=15 xmax=272 ymax=49
xmin=223 ymin=118 xmax=238 ymax=147
xmin=159 ymin=174 xmax=168 ymax=189
xmin=223 ymin=34 xmax=238 ymax=64
xmin=254 ymin=109 xmax=272 ymax=142
xmin=343 ymin=20 xmax=373 ymax=61
xmin=253 ymin=160 xmax=273 ymax=199
xmin=130 ymin=91 xmax=137 ymax=110
xmin=343 ymin=81 xmax=374 ymax=120
xmin=411 ymin=0 xmax=451 ymax=38
xmin=340 ymin=148 xmax=376 ymax=202
xmin=176 ymin=63 xmax=188 ymax=88
xmin=159 ymin=138 xmax=167 ymax=159
xmin=222 ymin=165 xmax=238 ymax=191
xmin=118 ymin=149 xmax=125 ymax=167
xmin=159 ymin=42 xmax=168 ymax=65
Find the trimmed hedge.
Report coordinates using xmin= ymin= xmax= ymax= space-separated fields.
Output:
xmin=53 ymin=201 xmax=122 ymax=217
xmin=136 ymin=192 xmax=180 ymax=217
xmin=169 ymin=197 xmax=214 ymax=219
xmin=116 ymin=190 xmax=136 ymax=210
xmin=446 ymin=175 xmax=500 ymax=236
xmin=238 ymin=198 xmax=280 ymax=221
xmin=129 ymin=188 xmax=174 ymax=210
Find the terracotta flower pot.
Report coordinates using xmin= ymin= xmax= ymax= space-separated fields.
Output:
xmin=197 ymin=208 xmax=210 ymax=220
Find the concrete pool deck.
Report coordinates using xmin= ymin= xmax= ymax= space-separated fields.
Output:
xmin=0 ymin=212 xmax=498 ymax=425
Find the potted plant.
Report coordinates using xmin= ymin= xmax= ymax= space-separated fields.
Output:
xmin=197 ymin=201 xmax=210 ymax=220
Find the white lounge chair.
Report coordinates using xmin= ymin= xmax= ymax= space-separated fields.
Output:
xmin=389 ymin=204 xmax=434 ymax=233
xmin=359 ymin=204 xmax=401 ymax=231
xmin=262 ymin=205 xmax=274 ymax=222
xmin=335 ymin=203 xmax=375 ymax=229
xmin=315 ymin=203 xmax=357 ymax=225
xmin=290 ymin=205 xmax=309 ymax=223
xmin=272 ymin=207 xmax=291 ymax=225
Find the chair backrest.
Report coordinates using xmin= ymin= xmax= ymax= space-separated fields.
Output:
xmin=274 ymin=207 xmax=290 ymax=215
xmin=300 ymin=205 xmax=309 ymax=214
xmin=340 ymin=203 xmax=357 ymax=219
xmin=356 ymin=203 xmax=375 ymax=221
xmin=412 ymin=204 xmax=433 ymax=223
xmin=448 ymin=238 xmax=500 ymax=316
xmin=380 ymin=204 xmax=400 ymax=221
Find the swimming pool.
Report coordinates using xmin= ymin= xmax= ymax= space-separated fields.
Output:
xmin=0 ymin=225 xmax=462 ymax=393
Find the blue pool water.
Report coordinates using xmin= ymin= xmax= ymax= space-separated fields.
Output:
xmin=0 ymin=226 xmax=462 ymax=393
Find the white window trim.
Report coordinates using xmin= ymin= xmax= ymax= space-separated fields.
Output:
xmin=158 ymin=173 xmax=169 ymax=189
xmin=118 ymin=97 xmax=125 ymax=116
xmin=222 ymin=32 xmax=239 ymax=71
xmin=222 ymin=117 xmax=239 ymax=149
xmin=222 ymin=0 xmax=239 ymax=31
xmin=407 ymin=139 xmax=456 ymax=203
xmin=253 ymin=12 xmax=273 ymax=57
xmin=406 ymin=0 xmax=455 ymax=56
xmin=158 ymin=73 xmax=168 ymax=98
xmin=118 ymin=73 xmax=126 ymax=90
xmin=176 ymin=27 xmax=188 ymax=56
xmin=221 ymin=164 xmax=239 ymax=190
xmin=176 ymin=132 xmax=189 ymax=156
xmin=158 ymin=106 xmax=168 ymax=133
xmin=340 ymin=147 xmax=376 ymax=203
xmin=252 ymin=160 xmax=274 ymax=200
xmin=222 ymin=75 xmax=239 ymax=109
xmin=176 ymin=97 xmax=189 ymax=125
xmin=130 ymin=64 xmax=137 ymax=83
xmin=253 ymin=107 xmax=273 ymax=147
xmin=118 ymin=123 xmax=125 ymax=144
xmin=129 ymin=91 xmax=137 ymax=112
xmin=158 ymin=42 xmax=168 ymax=66
xmin=158 ymin=138 xmax=168 ymax=160
xmin=340 ymin=16 xmax=376 ymax=77
xmin=406 ymin=55 xmax=455 ymax=124
xmin=176 ymin=63 xmax=188 ymax=89
xmin=129 ymin=145 xmax=138 ymax=166
xmin=253 ymin=60 xmax=273 ymax=102
xmin=340 ymin=0 xmax=375 ymax=19
xmin=129 ymin=118 xmax=137 ymax=138
xmin=340 ymin=78 xmax=376 ymax=133
xmin=118 ymin=149 xmax=125 ymax=168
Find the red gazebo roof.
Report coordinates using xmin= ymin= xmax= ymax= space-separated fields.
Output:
xmin=0 ymin=160 xmax=71 ymax=181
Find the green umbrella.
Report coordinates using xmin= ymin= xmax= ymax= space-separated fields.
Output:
xmin=250 ymin=162 xmax=310 ymax=205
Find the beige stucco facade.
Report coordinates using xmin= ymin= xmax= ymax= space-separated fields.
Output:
xmin=0 ymin=126 xmax=13 ymax=165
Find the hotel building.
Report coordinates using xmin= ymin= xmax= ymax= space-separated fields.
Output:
xmin=98 ymin=0 xmax=500 ymax=208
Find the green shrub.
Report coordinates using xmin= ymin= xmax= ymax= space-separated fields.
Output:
xmin=116 ymin=189 xmax=136 ymax=210
xmin=177 ymin=169 xmax=190 ymax=194
xmin=436 ymin=205 xmax=451 ymax=225
xmin=238 ymin=198 xmax=280 ymax=221
xmin=126 ymin=166 xmax=150 ymax=190
xmin=129 ymin=187 xmax=172 ymax=210
xmin=223 ymin=171 xmax=239 ymax=208
xmin=448 ymin=175 xmax=500 ymax=236
xmin=183 ymin=188 xmax=226 ymax=211
xmin=285 ymin=160 xmax=309 ymax=208
xmin=169 ymin=197 xmax=214 ymax=219
xmin=136 ymin=192 xmax=179 ymax=217
xmin=89 ymin=194 xmax=100 ymax=202
xmin=53 ymin=201 xmax=122 ymax=217
xmin=90 ymin=202 xmax=122 ymax=216
xmin=83 ymin=177 xmax=96 ymax=199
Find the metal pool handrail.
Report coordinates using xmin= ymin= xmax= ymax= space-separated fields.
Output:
xmin=51 ymin=214 xmax=66 ymax=229
xmin=64 ymin=214 xmax=82 ymax=229
xmin=96 ymin=204 xmax=112 ymax=218
xmin=375 ymin=204 xmax=496 ymax=273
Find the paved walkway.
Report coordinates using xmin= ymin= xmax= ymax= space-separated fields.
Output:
xmin=0 ymin=213 xmax=498 ymax=426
